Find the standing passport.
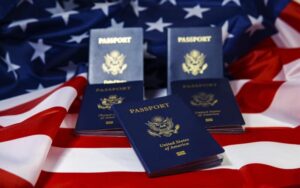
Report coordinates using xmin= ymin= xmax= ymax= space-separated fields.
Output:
xmin=75 ymin=28 xmax=144 ymax=135
xmin=112 ymin=95 xmax=224 ymax=177
xmin=171 ymin=79 xmax=245 ymax=133
xmin=168 ymin=27 xmax=223 ymax=93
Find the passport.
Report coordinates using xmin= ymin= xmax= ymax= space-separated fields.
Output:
xmin=75 ymin=81 xmax=143 ymax=135
xmin=89 ymin=28 xmax=143 ymax=84
xmin=167 ymin=27 xmax=223 ymax=93
xmin=112 ymin=95 xmax=224 ymax=177
xmin=171 ymin=79 xmax=245 ymax=133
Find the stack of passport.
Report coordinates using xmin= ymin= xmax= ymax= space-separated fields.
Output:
xmin=168 ymin=27 xmax=245 ymax=133
xmin=113 ymin=95 xmax=224 ymax=177
xmin=76 ymin=28 xmax=144 ymax=135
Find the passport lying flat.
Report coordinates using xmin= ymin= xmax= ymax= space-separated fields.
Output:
xmin=75 ymin=82 xmax=143 ymax=135
xmin=168 ymin=27 xmax=223 ymax=93
xmin=112 ymin=95 xmax=224 ymax=177
xmin=171 ymin=79 xmax=245 ymax=133
xmin=89 ymin=28 xmax=143 ymax=84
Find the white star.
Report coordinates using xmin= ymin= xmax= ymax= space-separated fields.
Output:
xmin=46 ymin=2 xmax=78 ymax=25
xmin=130 ymin=0 xmax=147 ymax=17
xmin=146 ymin=18 xmax=172 ymax=32
xmin=67 ymin=32 xmax=89 ymax=43
xmin=59 ymin=61 xmax=77 ymax=81
xmin=92 ymin=2 xmax=118 ymax=16
xmin=29 ymin=39 xmax=52 ymax=63
xmin=17 ymin=0 xmax=33 ymax=6
xmin=110 ymin=18 xmax=124 ymax=28
xmin=160 ymin=0 xmax=177 ymax=6
xmin=183 ymin=4 xmax=210 ymax=19
xmin=221 ymin=21 xmax=234 ymax=44
xmin=1 ymin=52 xmax=20 ymax=80
xmin=222 ymin=0 xmax=241 ymax=6
xmin=63 ymin=0 xmax=78 ymax=11
xmin=246 ymin=15 xmax=265 ymax=36
xmin=264 ymin=0 xmax=268 ymax=5
xmin=8 ymin=18 xmax=38 ymax=32
xmin=26 ymin=84 xmax=44 ymax=93
xmin=144 ymin=43 xmax=156 ymax=59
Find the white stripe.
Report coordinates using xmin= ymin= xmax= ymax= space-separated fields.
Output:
xmin=242 ymin=113 xmax=296 ymax=128
xmin=214 ymin=142 xmax=300 ymax=170
xmin=0 ymin=135 xmax=52 ymax=185
xmin=273 ymin=58 xmax=300 ymax=81
xmin=60 ymin=114 xmax=78 ymax=128
xmin=42 ymin=142 xmax=300 ymax=173
xmin=229 ymin=80 xmax=249 ymax=95
xmin=0 ymin=84 xmax=60 ymax=111
xmin=272 ymin=18 xmax=300 ymax=48
xmin=0 ymin=73 xmax=86 ymax=112
xmin=0 ymin=87 xmax=77 ymax=127
xmin=261 ymin=81 xmax=300 ymax=127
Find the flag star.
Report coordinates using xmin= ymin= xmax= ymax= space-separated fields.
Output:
xmin=110 ymin=18 xmax=124 ymax=28
xmin=221 ymin=21 xmax=234 ymax=44
xmin=222 ymin=0 xmax=241 ymax=6
xmin=146 ymin=18 xmax=172 ymax=32
xmin=29 ymin=39 xmax=52 ymax=63
xmin=130 ymin=0 xmax=147 ymax=17
xmin=59 ymin=61 xmax=77 ymax=81
xmin=1 ymin=52 xmax=20 ymax=80
xmin=144 ymin=43 xmax=156 ymax=59
xmin=63 ymin=0 xmax=78 ymax=11
xmin=246 ymin=15 xmax=265 ymax=36
xmin=183 ymin=4 xmax=210 ymax=19
xmin=46 ymin=2 xmax=78 ymax=25
xmin=264 ymin=0 xmax=268 ymax=5
xmin=8 ymin=18 xmax=38 ymax=32
xmin=67 ymin=32 xmax=89 ymax=43
xmin=160 ymin=0 xmax=177 ymax=6
xmin=26 ymin=84 xmax=45 ymax=93
xmin=17 ymin=0 xmax=33 ymax=6
xmin=92 ymin=2 xmax=118 ymax=16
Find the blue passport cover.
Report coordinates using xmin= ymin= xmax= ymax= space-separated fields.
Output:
xmin=75 ymin=81 xmax=143 ymax=133
xmin=168 ymin=27 xmax=223 ymax=93
xmin=89 ymin=28 xmax=143 ymax=84
xmin=112 ymin=95 xmax=224 ymax=176
xmin=171 ymin=79 xmax=245 ymax=131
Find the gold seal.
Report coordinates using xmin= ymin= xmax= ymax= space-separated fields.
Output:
xmin=182 ymin=49 xmax=208 ymax=76
xmin=190 ymin=92 xmax=218 ymax=107
xmin=97 ymin=95 xmax=124 ymax=110
xmin=146 ymin=116 xmax=180 ymax=137
xmin=102 ymin=50 xmax=127 ymax=75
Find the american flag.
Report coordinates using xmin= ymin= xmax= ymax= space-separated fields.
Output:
xmin=1 ymin=0 xmax=300 ymax=187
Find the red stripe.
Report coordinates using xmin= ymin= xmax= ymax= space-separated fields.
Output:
xmin=53 ymin=129 xmax=131 ymax=148
xmin=229 ymin=47 xmax=300 ymax=81
xmin=0 ymin=76 xmax=86 ymax=116
xmin=235 ymin=81 xmax=283 ymax=113
xmin=0 ymin=169 xmax=33 ymax=188
xmin=52 ymin=127 xmax=300 ymax=148
xmin=280 ymin=1 xmax=300 ymax=33
xmin=0 ymin=107 xmax=66 ymax=141
xmin=213 ymin=127 xmax=300 ymax=146
xmin=36 ymin=165 xmax=300 ymax=188
xmin=229 ymin=47 xmax=283 ymax=81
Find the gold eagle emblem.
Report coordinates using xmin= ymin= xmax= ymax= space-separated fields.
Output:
xmin=190 ymin=92 xmax=218 ymax=107
xmin=102 ymin=50 xmax=127 ymax=75
xmin=146 ymin=116 xmax=180 ymax=138
xmin=182 ymin=49 xmax=208 ymax=76
xmin=97 ymin=95 xmax=124 ymax=110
